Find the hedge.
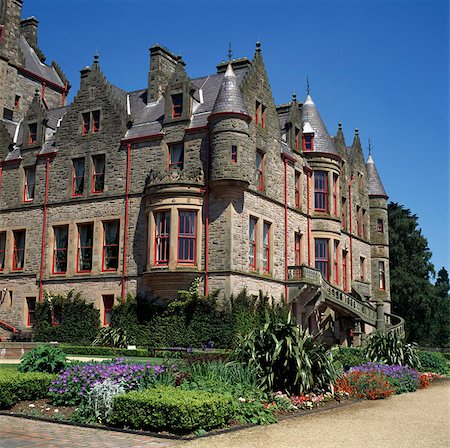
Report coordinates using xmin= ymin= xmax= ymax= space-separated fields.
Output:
xmin=59 ymin=345 xmax=150 ymax=358
xmin=418 ymin=351 xmax=449 ymax=374
xmin=109 ymin=386 xmax=234 ymax=433
xmin=0 ymin=371 xmax=55 ymax=409
xmin=332 ymin=347 xmax=366 ymax=371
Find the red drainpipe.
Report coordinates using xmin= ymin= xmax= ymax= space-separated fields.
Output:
xmin=306 ymin=169 xmax=312 ymax=266
xmin=348 ymin=176 xmax=354 ymax=282
xmin=121 ymin=143 xmax=131 ymax=302
xmin=38 ymin=154 xmax=52 ymax=302
xmin=204 ymin=138 xmax=210 ymax=296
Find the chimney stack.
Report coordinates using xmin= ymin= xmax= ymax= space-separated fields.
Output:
xmin=20 ymin=16 xmax=38 ymax=48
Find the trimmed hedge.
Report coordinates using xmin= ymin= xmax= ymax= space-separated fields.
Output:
xmin=0 ymin=371 xmax=55 ymax=409
xmin=418 ymin=351 xmax=449 ymax=374
xmin=109 ymin=386 xmax=234 ymax=433
xmin=60 ymin=345 xmax=150 ymax=358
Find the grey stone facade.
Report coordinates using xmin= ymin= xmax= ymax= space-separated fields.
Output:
xmin=0 ymin=1 xmax=391 ymax=342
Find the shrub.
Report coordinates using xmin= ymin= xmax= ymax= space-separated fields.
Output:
xmin=336 ymin=370 xmax=395 ymax=400
xmin=33 ymin=291 xmax=100 ymax=345
xmin=109 ymin=386 xmax=235 ymax=433
xmin=352 ymin=363 xmax=421 ymax=394
xmin=60 ymin=345 xmax=149 ymax=358
xmin=18 ymin=344 xmax=66 ymax=374
xmin=0 ymin=371 xmax=55 ymax=409
xmin=417 ymin=351 xmax=449 ymax=374
xmin=366 ymin=332 xmax=421 ymax=368
xmin=92 ymin=327 xmax=131 ymax=348
xmin=235 ymin=311 xmax=336 ymax=395
xmin=49 ymin=359 xmax=166 ymax=406
xmin=332 ymin=347 xmax=366 ymax=371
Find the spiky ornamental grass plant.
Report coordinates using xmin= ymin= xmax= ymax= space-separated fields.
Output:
xmin=235 ymin=311 xmax=336 ymax=395
xmin=365 ymin=332 xmax=421 ymax=369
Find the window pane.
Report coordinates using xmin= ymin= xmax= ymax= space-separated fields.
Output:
xmin=315 ymin=238 xmax=329 ymax=280
xmin=103 ymin=221 xmax=119 ymax=270
xmin=54 ymin=226 xmax=68 ymax=273
xmin=314 ymin=171 xmax=328 ymax=211
xmin=93 ymin=155 xmax=105 ymax=192
xmin=155 ymin=211 xmax=170 ymax=265
xmin=73 ymin=159 xmax=85 ymax=195
xmin=24 ymin=167 xmax=35 ymax=201
xmin=0 ymin=232 xmax=6 ymax=270
xmin=78 ymin=224 xmax=93 ymax=271
xmin=178 ymin=211 xmax=196 ymax=264
xmin=92 ymin=110 xmax=100 ymax=132
xmin=13 ymin=230 xmax=25 ymax=269
xmin=263 ymin=222 xmax=270 ymax=273
xmin=249 ymin=217 xmax=257 ymax=270
xmin=169 ymin=144 xmax=184 ymax=171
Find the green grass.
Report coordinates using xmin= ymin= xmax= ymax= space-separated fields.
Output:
xmin=0 ymin=364 xmax=18 ymax=371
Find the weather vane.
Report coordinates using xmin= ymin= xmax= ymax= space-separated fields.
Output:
xmin=306 ymin=76 xmax=311 ymax=96
xmin=368 ymin=138 xmax=372 ymax=155
xmin=227 ymin=43 xmax=233 ymax=61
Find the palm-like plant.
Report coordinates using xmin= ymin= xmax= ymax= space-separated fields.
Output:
xmin=235 ymin=311 xmax=336 ymax=395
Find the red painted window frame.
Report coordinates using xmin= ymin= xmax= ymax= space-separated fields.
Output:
xmin=154 ymin=210 xmax=170 ymax=266
xmin=52 ymin=225 xmax=68 ymax=274
xmin=72 ymin=158 xmax=85 ymax=197
xmin=102 ymin=220 xmax=120 ymax=272
xmin=341 ymin=197 xmax=347 ymax=230
xmin=333 ymin=240 xmax=339 ymax=284
xmin=177 ymin=210 xmax=196 ymax=265
xmin=172 ymin=94 xmax=183 ymax=118
xmin=295 ymin=171 xmax=301 ymax=208
xmin=302 ymin=133 xmax=314 ymax=152
xmin=91 ymin=154 xmax=105 ymax=194
xmin=249 ymin=217 xmax=257 ymax=271
xmin=0 ymin=232 xmax=5 ymax=271
xmin=377 ymin=219 xmax=384 ymax=234
xmin=256 ymin=150 xmax=264 ymax=191
xmin=82 ymin=112 xmax=90 ymax=135
xmin=360 ymin=257 xmax=365 ymax=282
xmin=314 ymin=171 xmax=328 ymax=212
xmin=333 ymin=174 xmax=338 ymax=215
xmin=23 ymin=166 xmax=35 ymax=203
xmin=28 ymin=123 xmax=37 ymax=145
xmin=12 ymin=230 xmax=25 ymax=271
xmin=52 ymin=304 xmax=62 ymax=326
xmin=26 ymin=297 xmax=36 ymax=326
xmin=231 ymin=145 xmax=238 ymax=163
xmin=102 ymin=295 xmax=114 ymax=326
xmin=92 ymin=110 xmax=100 ymax=133
xmin=77 ymin=223 xmax=93 ymax=273
xmin=342 ymin=251 xmax=348 ymax=291
xmin=168 ymin=143 xmax=184 ymax=172
xmin=379 ymin=261 xmax=386 ymax=290
xmin=262 ymin=221 xmax=271 ymax=274
xmin=315 ymin=238 xmax=329 ymax=281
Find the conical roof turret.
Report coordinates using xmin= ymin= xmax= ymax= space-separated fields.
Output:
xmin=302 ymin=94 xmax=339 ymax=156
xmin=366 ymin=154 xmax=388 ymax=198
xmin=210 ymin=63 xmax=249 ymax=117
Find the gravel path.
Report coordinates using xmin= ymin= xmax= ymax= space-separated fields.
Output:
xmin=176 ymin=380 xmax=450 ymax=448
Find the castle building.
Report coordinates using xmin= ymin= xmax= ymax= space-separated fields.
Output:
xmin=0 ymin=0 xmax=403 ymax=344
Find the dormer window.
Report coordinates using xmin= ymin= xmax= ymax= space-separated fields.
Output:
xmin=172 ymin=94 xmax=183 ymax=118
xmin=82 ymin=110 xmax=100 ymax=135
xmin=28 ymin=123 xmax=37 ymax=144
xmin=169 ymin=143 xmax=184 ymax=172
xmin=303 ymin=133 xmax=314 ymax=151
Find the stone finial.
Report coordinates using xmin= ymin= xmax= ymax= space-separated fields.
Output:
xmin=355 ymin=128 xmax=359 ymax=135
xmin=255 ymin=41 xmax=261 ymax=52
xmin=93 ymin=51 xmax=99 ymax=68
xmin=292 ymin=93 xmax=297 ymax=103
xmin=338 ymin=122 xmax=342 ymax=130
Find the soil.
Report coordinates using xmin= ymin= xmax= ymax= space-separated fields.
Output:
xmin=9 ymin=399 xmax=77 ymax=421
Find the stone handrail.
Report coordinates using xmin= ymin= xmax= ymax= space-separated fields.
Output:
xmin=288 ymin=265 xmax=405 ymax=338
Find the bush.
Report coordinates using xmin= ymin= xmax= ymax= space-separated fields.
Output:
xmin=92 ymin=327 xmax=131 ymax=348
xmin=18 ymin=344 xmax=66 ymax=374
xmin=332 ymin=347 xmax=366 ymax=371
xmin=336 ymin=370 xmax=395 ymax=400
xmin=0 ymin=371 xmax=55 ymax=409
xmin=33 ymin=291 xmax=100 ymax=345
xmin=60 ymin=345 xmax=149 ymax=358
xmin=366 ymin=332 xmax=421 ymax=368
xmin=109 ymin=386 xmax=234 ymax=433
xmin=235 ymin=311 xmax=336 ymax=395
xmin=417 ymin=351 xmax=449 ymax=374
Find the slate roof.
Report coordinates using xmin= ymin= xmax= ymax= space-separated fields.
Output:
xmin=366 ymin=154 xmax=388 ymax=198
xmin=301 ymin=95 xmax=339 ymax=156
xmin=124 ymin=65 xmax=249 ymax=140
xmin=19 ymin=36 xmax=64 ymax=87
xmin=210 ymin=64 xmax=248 ymax=116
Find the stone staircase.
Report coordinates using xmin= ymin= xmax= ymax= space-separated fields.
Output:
xmin=287 ymin=265 xmax=405 ymax=340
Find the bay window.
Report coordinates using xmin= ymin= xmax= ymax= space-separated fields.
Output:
xmin=102 ymin=221 xmax=120 ymax=271
xmin=333 ymin=240 xmax=339 ymax=284
xmin=314 ymin=171 xmax=328 ymax=212
xmin=315 ymin=238 xmax=329 ymax=281
xmin=154 ymin=211 xmax=170 ymax=266
xmin=178 ymin=211 xmax=196 ymax=265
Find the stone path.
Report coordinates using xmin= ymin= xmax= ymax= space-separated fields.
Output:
xmin=0 ymin=381 xmax=449 ymax=447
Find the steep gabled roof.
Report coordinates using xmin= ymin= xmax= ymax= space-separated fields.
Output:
xmin=301 ymin=94 xmax=339 ymax=156
xmin=366 ymin=154 xmax=388 ymax=198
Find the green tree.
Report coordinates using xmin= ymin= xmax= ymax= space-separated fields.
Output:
xmin=431 ymin=267 xmax=450 ymax=347
xmin=388 ymin=203 xmax=438 ymax=344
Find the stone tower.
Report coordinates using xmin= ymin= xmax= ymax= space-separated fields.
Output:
xmin=367 ymin=154 xmax=390 ymax=312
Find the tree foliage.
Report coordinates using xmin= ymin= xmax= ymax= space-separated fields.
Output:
xmin=388 ymin=203 xmax=449 ymax=346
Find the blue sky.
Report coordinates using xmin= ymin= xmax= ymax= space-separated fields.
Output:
xmin=24 ymin=0 xmax=449 ymax=273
